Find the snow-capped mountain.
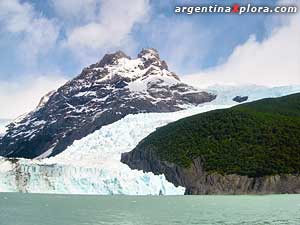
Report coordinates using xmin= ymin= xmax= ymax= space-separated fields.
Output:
xmin=0 ymin=48 xmax=216 ymax=159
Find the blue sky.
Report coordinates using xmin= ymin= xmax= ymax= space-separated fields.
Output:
xmin=0 ymin=0 xmax=299 ymax=118
xmin=0 ymin=0 xmax=281 ymax=78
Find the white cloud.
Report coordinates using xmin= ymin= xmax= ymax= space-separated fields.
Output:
xmin=0 ymin=0 xmax=59 ymax=64
xmin=184 ymin=12 xmax=300 ymax=88
xmin=0 ymin=75 xmax=67 ymax=119
xmin=19 ymin=17 xmax=59 ymax=64
xmin=64 ymin=0 xmax=150 ymax=62
xmin=143 ymin=17 xmax=212 ymax=74
xmin=0 ymin=0 xmax=65 ymax=119
xmin=0 ymin=0 xmax=32 ymax=32
xmin=50 ymin=0 xmax=98 ymax=23
xmin=0 ymin=0 xmax=150 ymax=66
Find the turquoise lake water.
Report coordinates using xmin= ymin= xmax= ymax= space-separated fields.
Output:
xmin=0 ymin=193 xmax=300 ymax=225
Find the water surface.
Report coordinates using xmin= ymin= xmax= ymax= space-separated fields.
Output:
xmin=0 ymin=193 xmax=300 ymax=225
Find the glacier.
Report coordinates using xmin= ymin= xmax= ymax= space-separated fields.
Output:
xmin=0 ymin=105 xmax=232 ymax=195
xmin=0 ymin=85 xmax=299 ymax=195
xmin=205 ymin=84 xmax=300 ymax=105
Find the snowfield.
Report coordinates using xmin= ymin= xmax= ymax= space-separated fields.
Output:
xmin=0 ymin=85 xmax=299 ymax=195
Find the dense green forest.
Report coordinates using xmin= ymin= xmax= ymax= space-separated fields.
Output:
xmin=138 ymin=93 xmax=300 ymax=177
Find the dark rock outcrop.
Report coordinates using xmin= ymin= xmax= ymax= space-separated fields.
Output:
xmin=0 ymin=48 xmax=216 ymax=159
xmin=121 ymin=148 xmax=300 ymax=194
xmin=233 ymin=96 xmax=248 ymax=103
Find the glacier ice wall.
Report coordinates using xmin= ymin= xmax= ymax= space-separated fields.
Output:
xmin=0 ymin=105 xmax=231 ymax=195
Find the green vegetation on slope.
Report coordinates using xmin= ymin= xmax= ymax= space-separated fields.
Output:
xmin=138 ymin=93 xmax=300 ymax=177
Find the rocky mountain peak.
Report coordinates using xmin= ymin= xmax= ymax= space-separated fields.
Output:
xmin=138 ymin=48 xmax=159 ymax=58
xmin=76 ymin=48 xmax=176 ymax=86
xmin=89 ymin=50 xmax=131 ymax=69
xmin=0 ymin=48 xmax=216 ymax=159
xmin=138 ymin=48 xmax=168 ymax=70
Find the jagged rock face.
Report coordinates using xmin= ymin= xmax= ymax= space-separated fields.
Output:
xmin=121 ymin=149 xmax=300 ymax=195
xmin=0 ymin=48 xmax=216 ymax=159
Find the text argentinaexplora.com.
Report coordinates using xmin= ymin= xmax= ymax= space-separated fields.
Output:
xmin=175 ymin=4 xmax=298 ymax=15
